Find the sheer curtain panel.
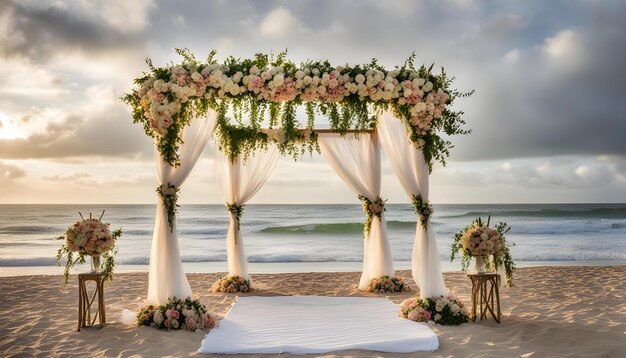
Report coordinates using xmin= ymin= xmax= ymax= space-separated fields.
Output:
xmin=378 ymin=111 xmax=447 ymax=298
xmin=318 ymin=132 xmax=394 ymax=290
xmin=215 ymin=145 xmax=279 ymax=283
xmin=147 ymin=112 xmax=217 ymax=305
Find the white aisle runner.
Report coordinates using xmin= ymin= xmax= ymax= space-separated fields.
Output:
xmin=198 ymin=296 xmax=438 ymax=354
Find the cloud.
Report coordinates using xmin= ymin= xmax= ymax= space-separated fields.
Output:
xmin=260 ymin=7 xmax=301 ymax=38
xmin=434 ymin=156 xmax=624 ymax=190
xmin=0 ymin=161 xmax=26 ymax=179
xmin=0 ymin=85 xmax=152 ymax=160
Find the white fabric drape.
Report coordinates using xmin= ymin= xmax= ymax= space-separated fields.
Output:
xmin=378 ymin=111 xmax=447 ymax=298
xmin=215 ymin=145 xmax=279 ymax=283
xmin=147 ymin=112 xmax=217 ymax=305
xmin=318 ymin=133 xmax=394 ymax=290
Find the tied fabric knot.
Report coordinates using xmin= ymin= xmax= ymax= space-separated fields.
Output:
xmin=226 ymin=203 xmax=245 ymax=244
xmin=412 ymin=194 xmax=433 ymax=230
xmin=156 ymin=183 xmax=180 ymax=233
xmin=358 ymin=195 xmax=387 ymax=237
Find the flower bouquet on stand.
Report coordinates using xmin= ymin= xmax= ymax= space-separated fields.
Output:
xmin=56 ymin=211 xmax=122 ymax=283
xmin=451 ymin=216 xmax=515 ymax=286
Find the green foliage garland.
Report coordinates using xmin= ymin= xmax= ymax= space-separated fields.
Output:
xmin=359 ymin=195 xmax=386 ymax=236
xmin=156 ymin=183 xmax=180 ymax=233
xmin=411 ymin=194 xmax=433 ymax=230
xmin=123 ymin=50 xmax=471 ymax=169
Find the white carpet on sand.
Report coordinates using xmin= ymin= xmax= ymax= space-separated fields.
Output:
xmin=198 ymin=295 xmax=438 ymax=354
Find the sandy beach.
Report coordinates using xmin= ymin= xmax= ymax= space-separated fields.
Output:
xmin=0 ymin=266 xmax=624 ymax=357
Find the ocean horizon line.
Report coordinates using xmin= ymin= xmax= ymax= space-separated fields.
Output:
xmin=1 ymin=202 xmax=625 ymax=206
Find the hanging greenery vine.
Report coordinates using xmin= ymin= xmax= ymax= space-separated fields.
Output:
xmin=156 ymin=183 xmax=180 ymax=232
xmin=123 ymin=50 xmax=471 ymax=168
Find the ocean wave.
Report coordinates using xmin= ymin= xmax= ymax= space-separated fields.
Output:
xmin=259 ymin=221 xmax=416 ymax=235
xmin=0 ymin=258 xmax=59 ymax=266
xmin=441 ymin=207 xmax=626 ymax=219
xmin=0 ymin=226 xmax=59 ymax=234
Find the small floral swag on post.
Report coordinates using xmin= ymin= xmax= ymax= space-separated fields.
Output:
xmin=226 ymin=203 xmax=244 ymax=232
xmin=400 ymin=292 xmax=469 ymax=325
xmin=156 ymin=183 xmax=179 ymax=233
xmin=123 ymin=50 xmax=471 ymax=170
xmin=412 ymin=194 xmax=433 ymax=230
xmin=451 ymin=216 xmax=515 ymax=286
xmin=359 ymin=195 xmax=386 ymax=236
xmin=137 ymin=296 xmax=216 ymax=331
xmin=211 ymin=275 xmax=250 ymax=293
xmin=367 ymin=275 xmax=411 ymax=293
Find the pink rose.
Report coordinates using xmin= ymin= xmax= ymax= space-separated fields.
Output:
xmin=423 ymin=311 xmax=432 ymax=320
xmin=170 ymin=309 xmax=180 ymax=320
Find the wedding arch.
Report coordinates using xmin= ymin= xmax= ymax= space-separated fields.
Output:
xmin=124 ymin=50 xmax=470 ymax=305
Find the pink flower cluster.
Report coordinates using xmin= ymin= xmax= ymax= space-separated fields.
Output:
xmin=400 ymin=292 xmax=469 ymax=325
xmin=137 ymin=61 xmax=450 ymax=143
xmin=137 ymin=296 xmax=216 ymax=331
xmin=211 ymin=275 xmax=250 ymax=293
xmin=367 ymin=275 xmax=410 ymax=293
xmin=460 ymin=225 xmax=503 ymax=257
xmin=64 ymin=218 xmax=115 ymax=256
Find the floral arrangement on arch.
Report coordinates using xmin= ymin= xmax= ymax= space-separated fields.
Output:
xmin=400 ymin=292 xmax=469 ymax=325
xmin=211 ymin=275 xmax=250 ymax=293
xmin=137 ymin=296 xmax=216 ymax=331
xmin=123 ymin=49 xmax=470 ymax=168
xmin=367 ymin=275 xmax=410 ymax=293
xmin=451 ymin=216 xmax=515 ymax=286
xmin=56 ymin=211 xmax=122 ymax=283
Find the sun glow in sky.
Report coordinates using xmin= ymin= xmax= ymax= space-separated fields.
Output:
xmin=0 ymin=0 xmax=625 ymax=204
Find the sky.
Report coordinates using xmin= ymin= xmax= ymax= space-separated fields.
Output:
xmin=0 ymin=0 xmax=625 ymax=204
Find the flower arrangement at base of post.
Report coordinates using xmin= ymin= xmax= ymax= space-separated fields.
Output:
xmin=56 ymin=211 xmax=122 ymax=284
xmin=211 ymin=275 xmax=250 ymax=293
xmin=367 ymin=275 xmax=411 ymax=293
xmin=451 ymin=216 xmax=515 ymax=286
xmin=137 ymin=296 xmax=216 ymax=331
xmin=399 ymin=292 xmax=469 ymax=325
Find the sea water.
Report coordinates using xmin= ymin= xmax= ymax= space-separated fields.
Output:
xmin=0 ymin=203 xmax=625 ymax=276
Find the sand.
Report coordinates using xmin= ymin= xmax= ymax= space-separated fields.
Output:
xmin=0 ymin=266 xmax=624 ymax=357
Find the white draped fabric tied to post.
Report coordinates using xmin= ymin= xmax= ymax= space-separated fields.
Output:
xmin=318 ymin=132 xmax=395 ymax=290
xmin=146 ymin=112 xmax=217 ymax=305
xmin=378 ymin=111 xmax=448 ymax=298
xmin=215 ymin=145 xmax=279 ymax=284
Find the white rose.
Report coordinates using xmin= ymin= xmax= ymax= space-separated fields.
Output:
xmin=191 ymin=72 xmax=202 ymax=82
xmin=480 ymin=232 xmax=489 ymax=240
xmin=404 ymin=89 xmax=412 ymax=98
xmin=423 ymin=81 xmax=433 ymax=92
xmin=153 ymin=79 xmax=165 ymax=91
xmin=273 ymin=73 xmax=285 ymax=86
xmin=295 ymin=70 xmax=305 ymax=79
xmin=355 ymin=74 xmax=365 ymax=84
xmin=303 ymin=76 xmax=312 ymax=86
